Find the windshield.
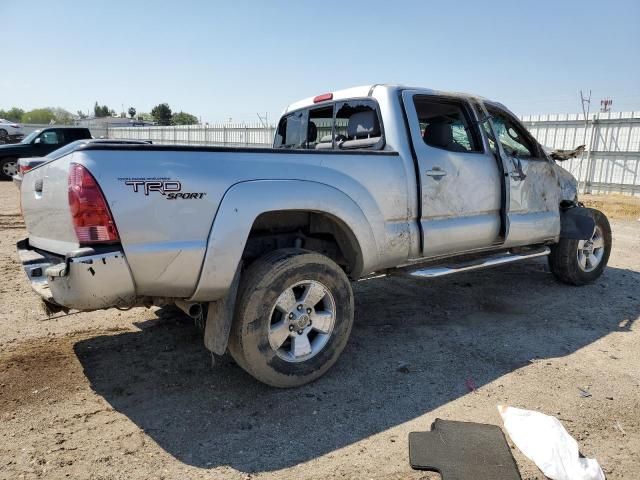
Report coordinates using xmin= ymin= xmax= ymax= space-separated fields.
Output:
xmin=21 ymin=130 xmax=41 ymax=144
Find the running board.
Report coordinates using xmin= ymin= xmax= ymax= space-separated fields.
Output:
xmin=405 ymin=247 xmax=550 ymax=279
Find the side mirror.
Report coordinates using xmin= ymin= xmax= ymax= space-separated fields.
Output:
xmin=34 ymin=137 xmax=42 ymax=145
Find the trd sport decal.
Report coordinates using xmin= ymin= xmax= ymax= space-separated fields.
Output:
xmin=118 ymin=177 xmax=206 ymax=199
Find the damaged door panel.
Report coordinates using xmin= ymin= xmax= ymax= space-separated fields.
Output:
xmin=480 ymin=103 xmax=561 ymax=246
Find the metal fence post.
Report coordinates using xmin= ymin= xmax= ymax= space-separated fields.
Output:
xmin=584 ymin=115 xmax=599 ymax=194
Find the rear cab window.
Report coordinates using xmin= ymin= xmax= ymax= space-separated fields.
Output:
xmin=274 ymin=98 xmax=384 ymax=151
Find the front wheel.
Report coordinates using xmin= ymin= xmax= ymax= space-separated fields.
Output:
xmin=228 ymin=248 xmax=354 ymax=387
xmin=548 ymin=208 xmax=611 ymax=285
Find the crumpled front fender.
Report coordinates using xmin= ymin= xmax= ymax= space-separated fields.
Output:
xmin=552 ymin=162 xmax=579 ymax=203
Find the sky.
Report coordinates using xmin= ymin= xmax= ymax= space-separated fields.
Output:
xmin=1 ymin=0 xmax=639 ymax=123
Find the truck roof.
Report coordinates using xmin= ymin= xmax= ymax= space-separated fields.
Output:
xmin=283 ymin=84 xmax=489 ymax=114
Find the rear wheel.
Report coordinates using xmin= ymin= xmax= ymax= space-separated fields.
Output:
xmin=548 ymin=208 xmax=611 ymax=285
xmin=0 ymin=157 xmax=18 ymax=180
xmin=228 ymin=248 xmax=354 ymax=387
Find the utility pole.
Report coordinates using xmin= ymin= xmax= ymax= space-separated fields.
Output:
xmin=256 ymin=112 xmax=269 ymax=128
xmin=579 ymin=90 xmax=592 ymax=194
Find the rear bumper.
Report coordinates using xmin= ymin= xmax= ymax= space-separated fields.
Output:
xmin=16 ymin=239 xmax=137 ymax=310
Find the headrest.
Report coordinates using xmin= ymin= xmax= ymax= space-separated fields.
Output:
xmin=347 ymin=110 xmax=380 ymax=138
xmin=307 ymin=122 xmax=317 ymax=143
xmin=423 ymin=123 xmax=453 ymax=148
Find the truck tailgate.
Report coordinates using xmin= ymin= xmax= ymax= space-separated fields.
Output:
xmin=20 ymin=155 xmax=80 ymax=255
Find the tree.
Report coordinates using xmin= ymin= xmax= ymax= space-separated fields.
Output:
xmin=22 ymin=108 xmax=56 ymax=124
xmin=151 ymin=103 xmax=173 ymax=125
xmin=128 ymin=107 xmax=136 ymax=119
xmin=0 ymin=107 xmax=25 ymax=122
xmin=172 ymin=111 xmax=198 ymax=125
xmin=50 ymin=108 xmax=74 ymax=125
xmin=77 ymin=110 xmax=88 ymax=119
xmin=93 ymin=102 xmax=111 ymax=118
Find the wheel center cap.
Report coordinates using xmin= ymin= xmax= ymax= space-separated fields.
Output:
xmin=293 ymin=313 xmax=310 ymax=330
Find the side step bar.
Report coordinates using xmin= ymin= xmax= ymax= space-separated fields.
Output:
xmin=405 ymin=247 xmax=550 ymax=279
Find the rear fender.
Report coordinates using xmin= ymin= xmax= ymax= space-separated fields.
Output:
xmin=188 ymin=179 xmax=379 ymax=302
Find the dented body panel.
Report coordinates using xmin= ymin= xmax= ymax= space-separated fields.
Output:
xmin=17 ymin=84 xmax=580 ymax=313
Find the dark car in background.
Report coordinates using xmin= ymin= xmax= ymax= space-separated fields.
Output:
xmin=0 ymin=127 xmax=92 ymax=180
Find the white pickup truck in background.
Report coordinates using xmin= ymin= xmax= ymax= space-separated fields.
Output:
xmin=16 ymin=85 xmax=611 ymax=387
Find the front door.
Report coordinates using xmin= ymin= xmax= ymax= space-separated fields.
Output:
xmin=36 ymin=129 xmax=65 ymax=155
xmin=402 ymin=91 xmax=503 ymax=258
xmin=481 ymin=103 xmax=560 ymax=246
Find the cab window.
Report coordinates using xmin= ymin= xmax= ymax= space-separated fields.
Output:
xmin=333 ymin=100 xmax=382 ymax=150
xmin=413 ymin=96 xmax=481 ymax=153
xmin=40 ymin=130 xmax=62 ymax=145
xmin=274 ymin=99 xmax=384 ymax=150
xmin=486 ymin=108 xmax=536 ymax=158
xmin=307 ymin=106 xmax=333 ymax=149
xmin=273 ymin=111 xmax=306 ymax=149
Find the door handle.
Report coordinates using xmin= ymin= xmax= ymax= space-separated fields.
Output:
xmin=426 ymin=167 xmax=447 ymax=179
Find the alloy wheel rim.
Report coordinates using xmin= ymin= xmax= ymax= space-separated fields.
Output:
xmin=577 ymin=225 xmax=605 ymax=272
xmin=268 ymin=279 xmax=336 ymax=363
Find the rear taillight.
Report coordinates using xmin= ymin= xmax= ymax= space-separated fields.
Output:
xmin=19 ymin=165 xmax=32 ymax=175
xmin=68 ymin=163 xmax=119 ymax=244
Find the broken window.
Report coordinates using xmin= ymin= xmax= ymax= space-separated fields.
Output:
xmin=333 ymin=100 xmax=383 ymax=150
xmin=275 ymin=98 xmax=384 ymax=150
xmin=486 ymin=108 xmax=535 ymax=158
xmin=274 ymin=110 xmax=306 ymax=149
xmin=307 ymin=106 xmax=333 ymax=150
xmin=413 ymin=96 xmax=481 ymax=153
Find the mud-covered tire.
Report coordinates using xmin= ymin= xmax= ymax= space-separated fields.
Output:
xmin=548 ymin=208 xmax=611 ymax=285
xmin=0 ymin=157 xmax=18 ymax=181
xmin=228 ymin=248 xmax=354 ymax=388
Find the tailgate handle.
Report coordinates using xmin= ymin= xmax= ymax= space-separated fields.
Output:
xmin=34 ymin=179 xmax=43 ymax=193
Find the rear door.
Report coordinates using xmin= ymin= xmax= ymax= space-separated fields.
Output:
xmin=402 ymin=91 xmax=503 ymax=257
xmin=481 ymin=103 xmax=560 ymax=246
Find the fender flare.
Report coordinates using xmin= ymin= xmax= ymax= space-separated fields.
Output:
xmin=559 ymin=206 xmax=596 ymax=240
xmin=188 ymin=179 xmax=380 ymax=302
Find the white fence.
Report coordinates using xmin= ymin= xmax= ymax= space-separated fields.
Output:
xmin=109 ymin=122 xmax=276 ymax=147
xmin=521 ymin=111 xmax=640 ymax=195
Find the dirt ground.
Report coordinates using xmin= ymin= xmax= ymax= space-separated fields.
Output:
xmin=0 ymin=181 xmax=638 ymax=480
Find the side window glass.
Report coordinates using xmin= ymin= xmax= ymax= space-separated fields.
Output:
xmin=413 ymin=96 xmax=481 ymax=153
xmin=40 ymin=131 xmax=60 ymax=145
xmin=308 ymin=106 xmax=333 ymax=149
xmin=333 ymin=100 xmax=382 ymax=150
xmin=488 ymin=110 xmax=534 ymax=158
xmin=274 ymin=111 xmax=306 ymax=149
xmin=481 ymin=122 xmax=498 ymax=155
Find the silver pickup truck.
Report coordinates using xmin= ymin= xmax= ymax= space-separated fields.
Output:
xmin=17 ymin=85 xmax=611 ymax=387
